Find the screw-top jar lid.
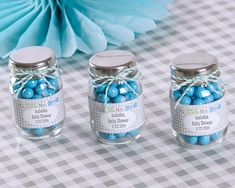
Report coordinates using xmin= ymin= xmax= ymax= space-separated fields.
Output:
xmin=9 ymin=46 xmax=56 ymax=70
xmin=171 ymin=52 xmax=219 ymax=79
xmin=89 ymin=50 xmax=136 ymax=77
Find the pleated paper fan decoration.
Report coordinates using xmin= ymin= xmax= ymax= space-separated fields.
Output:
xmin=0 ymin=0 xmax=172 ymax=58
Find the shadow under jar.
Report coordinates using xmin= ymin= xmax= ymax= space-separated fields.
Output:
xmin=9 ymin=46 xmax=65 ymax=139
xmin=88 ymin=50 xmax=145 ymax=145
xmin=170 ymin=52 xmax=228 ymax=148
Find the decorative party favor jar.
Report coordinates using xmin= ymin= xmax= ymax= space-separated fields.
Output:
xmin=88 ymin=50 xmax=145 ymax=144
xmin=170 ymin=52 xmax=228 ymax=148
xmin=9 ymin=46 xmax=65 ymax=139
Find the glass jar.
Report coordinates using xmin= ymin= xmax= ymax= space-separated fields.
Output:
xmin=88 ymin=50 xmax=145 ymax=144
xmin=9 ymin=46 xmax=65 ymax=139
xmin=170 ymin=52 xmax=228 ymax=148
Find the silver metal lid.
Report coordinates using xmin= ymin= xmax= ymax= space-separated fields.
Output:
xmin=9 ymin=46 xmax=56 ymax=70
xmin=171 ymin=52 xmax=219 ymax=79
xmin=89 ymin=50 xmax=136 ymax=77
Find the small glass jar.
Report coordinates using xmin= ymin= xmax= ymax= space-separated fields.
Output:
xmin=88 ymin=50 xmax=145 ymax=144
xmin=9 ymin=46 xmax=65 ymax=139
xmin=170 ymin=52 xmax=228 ymax=148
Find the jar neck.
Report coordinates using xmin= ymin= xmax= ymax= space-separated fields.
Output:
xmin=171 ymin=69 xmax=220 ymax=84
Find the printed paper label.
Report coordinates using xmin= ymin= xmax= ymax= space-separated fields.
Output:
xmin=12 ymin=89 xmax=65 ymax=128
xmin=89 ymin=95 xmax=145 ymax=133
xmin=171 ymin=96 xmax=228 ymax=136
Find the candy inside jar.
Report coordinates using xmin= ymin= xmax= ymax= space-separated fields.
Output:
xmin=9 ymin=46 xmax=65 ymax=139
xmin=88 ymin=50 xmax=145 ymax=145
xmin=170 ymin=52 xmax=228 ymax=148
xmin=93 ymin=80 xmax=141 ymax=143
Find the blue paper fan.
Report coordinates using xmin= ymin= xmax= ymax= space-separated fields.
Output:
xmin=0 ymin=0 xmax=172 ymax=58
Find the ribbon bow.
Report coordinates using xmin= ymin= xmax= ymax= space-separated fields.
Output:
xmin=89 ymin=67 xmax=141 ymax=109
xmin=172 ymin=70 xmax=227 ymax=108
xmin=11 ymin=67 xmax=62 ymax=96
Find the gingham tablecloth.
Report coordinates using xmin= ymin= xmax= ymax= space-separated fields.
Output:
xmin=1 ymin=0 xmax=235 ymax=187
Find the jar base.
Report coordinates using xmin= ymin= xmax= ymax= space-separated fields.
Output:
xmin=16 ymin=122 xmax=63 ymax=140
xmin=94 ymin=128 xmax=142 ymax=145
xmin=173 ymin=127 xmax=227 ymax=149
xmin=97 ymin=133 xmax=141 ymax=145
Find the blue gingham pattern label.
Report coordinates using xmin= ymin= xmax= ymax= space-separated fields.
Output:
xmin=89 ymin=95 xmax=145 ymax=133
xmin=12 ymin=89 xmax=65 ymax=128
xmin=171 ymin=96 xmax=228 ymax=136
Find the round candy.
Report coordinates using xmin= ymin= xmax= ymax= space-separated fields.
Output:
xmin=35 ymin=84 xmax=47 ymax=95
xmin=128 ymin=129 xmax=139 ymax=136
xmin=107 ymin=86 xmax=118 ymax=98
xmin=183 ymin=86 xmax=195 ymax=97
xmin=180 ymin=96 xmax=191 ymax=105
xmin=203 ymin=95 xmax=214 ymax=103
xmin=106 ymin=134 xmax=116 ymax=141
xmin=47 ymin=89 xmax=55 ymax=96
xmin=198 ymin=136 xmax=210 ymax=145
xmin=194 ymin=86 xmax=211 ymax=98
xmin=48 ymin=77 xmax=58 ymax=89
xmin=13 ymin=83 xmax=20 ymax=90
xmin=125 ymin=92 xmax=137 ymax=100
xmin=212 ymin=91 xmax=223 ymax=100
xmin=117 ymin=83 xmax=129 ymax=95
xmin=97 ymin=93 xmax=110 ymax=103
xmin=211 ymin=131 xmax=222 ymax=141
xmin=192 ymin=98 xmax=205 ymax=105
xmin=172 ymin=90 xmax=181 ymax=101
xmin=128 ymin=81 xmax=140 ymax=94
xmin=206 ymin=82 xmax=220 ymax=93
xmin=112 ymin=95 xmax=126 ymax=103
xmin=183 ymin=135 xmax=198 ymax=145
xmin=33 ymin=94 xmax=42 ymax=99
xmin=37 ymin=78 xmax=46 ymax=84
xmin=110 ymin=82 xmax=118 ymax=87
xmin=22 ymin=88 xmax=34 ymax=99
xmin=32 ymin=128 xmax=45 ymax=136
xmin=25 ymin=80 xmax=38 ymax=88
xmin=116 ymin=133 xmax=126 ymax=138
xmin=96 ymin=83 xmax=108 ymax=93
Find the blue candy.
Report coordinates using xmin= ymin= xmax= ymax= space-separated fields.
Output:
xmin=106 ymin=134 xmax=116 ymax=141
xmin=198 ymin=136 xmax=210 ymax=145
xmin=96 ymin=83 xmax=108 ymax=93
xmin=47 ymin=88 xmax=55 ymax=96
xmin=128 ymin=81 xmax=140 ymax=93
xmin=183 ymin=135 xmax=198 ymax=145
xmin=112 ymin=95 xmax=126 ymax=103
xmin=117 ymin=83 xmax=129 ymax=95
xmin=21 ymin=88 xmax=34 ymax=99
xmin=192 ymin=98 xmax=205 ymax=105
xmin=107 ymin=86 xmax=118 ymax=98
xmin=194 ymin=86 xmax=211 ymax=98
xmin=35 ymin=84 xmax=47 ymax=95
xmin=97 ymin=93 xmax=110 ymax=103
xmin=180 ymin=96 xmax=191 ymax=105
xmin=183 ymin=86 xmax=195 ymax=97
xmin=128 ymin=129 xmax=139 ymax=136
xmin=116 ymin=133 xmax=126 ymax=138
xmin=33 ymin=94 xmax=42 ymax=99
xmin=212 ymin=91 xmax=223 ymax=100
xmin=206 ymin=82 xmax=220 ymax=93
xmin=37 ymin=78 xmax=46 ymax=84
xmin=25 ymin=80 xmax=38 ymax=88
xmin=172 ymin=90 xmax=181 ymax=101
xmin=32 ymin=128 xmax=45 ymax=136
xmin=48 ymin=77 xmax=58 ymax=89
xmin=203 ymin=95 xmax=214 ymax=103
xmin=125 ymin=92 xmax=137 ymax=100
xmin=211 ymin=131 xmax=222 ymax=141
